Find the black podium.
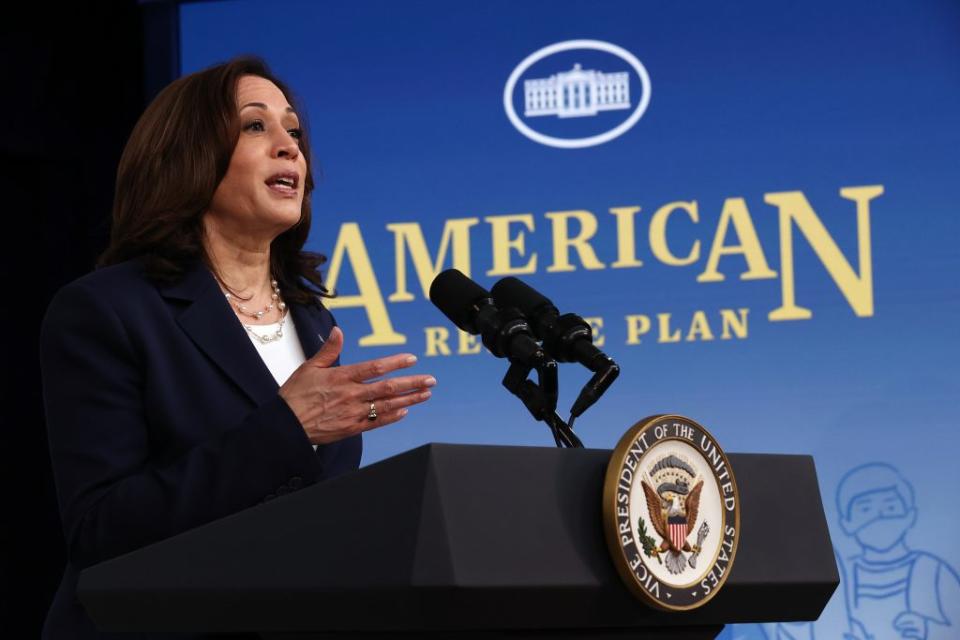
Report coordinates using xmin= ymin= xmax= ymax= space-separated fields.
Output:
xmin=78 ymin=444 xmax=838 ymax=638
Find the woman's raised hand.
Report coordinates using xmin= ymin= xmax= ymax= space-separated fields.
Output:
xmin=278 ymin=327 xmax=435 ymax=445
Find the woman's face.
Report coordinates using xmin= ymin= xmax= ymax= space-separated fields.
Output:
xmin=206 ymin=75 xmax=308 ymax=241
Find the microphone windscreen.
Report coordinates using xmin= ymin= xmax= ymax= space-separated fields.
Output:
xmin=491 ymin=277 xmax=554 ymax=316
xmin=429 ymin=269 xmax=491 ymax=333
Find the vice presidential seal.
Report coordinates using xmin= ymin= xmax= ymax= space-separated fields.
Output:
xmin=602 ymin=415 xmax=740 ymax=611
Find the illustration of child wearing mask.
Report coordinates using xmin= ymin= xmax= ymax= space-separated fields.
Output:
xmin=726 ymin=462 xmax=958 ymax=640
xmin=836 ymin=463 xmax=959 ymax=640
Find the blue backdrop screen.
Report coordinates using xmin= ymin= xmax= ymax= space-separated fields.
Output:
xmin=179 ymin=2 xmax=960 ymax=637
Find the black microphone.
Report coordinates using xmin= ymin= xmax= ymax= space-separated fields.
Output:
xmin=429 ymin=269 xmax=543 ymax=367
xmin=491 ymin=277 xmax=619 ymax=417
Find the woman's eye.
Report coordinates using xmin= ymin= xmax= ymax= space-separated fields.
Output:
xmin=243 ymin=120 xmax=301 ymax=141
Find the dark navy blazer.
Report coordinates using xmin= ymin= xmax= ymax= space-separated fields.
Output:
xmin=39 ymin=259 xmax=361 ymax=639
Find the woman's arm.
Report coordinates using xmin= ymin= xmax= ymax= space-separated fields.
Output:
xmin=40 ymin=280 xmax=321 ymax=569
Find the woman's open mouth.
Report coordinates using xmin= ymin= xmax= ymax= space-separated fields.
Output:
xmin=265 ymin=171 xmax=299 ymax=197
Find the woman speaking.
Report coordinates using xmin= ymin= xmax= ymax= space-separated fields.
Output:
xmin=39 ymin=57 xmax=436 ymax=639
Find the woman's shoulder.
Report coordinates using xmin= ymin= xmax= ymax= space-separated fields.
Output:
xmin=43 ymin=259 xmax=162 ymax=330
xmin=40 ymin=260 xmax=157 ymax=360
xmin=59 ymin=258 xmax=153 ymax=294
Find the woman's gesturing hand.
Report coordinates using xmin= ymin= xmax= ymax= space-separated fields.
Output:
xmin=278 ymin=327 xmax=435 ymax=445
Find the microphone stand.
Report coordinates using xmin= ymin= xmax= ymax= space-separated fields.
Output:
xmin=501 ymin=355 xmax=583 ymax=449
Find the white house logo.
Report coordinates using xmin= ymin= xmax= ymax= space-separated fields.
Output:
xmin=504 ymin=40 xmax=651 ymax=149
xmin=524 ymin=63 xmax=630 ymax=119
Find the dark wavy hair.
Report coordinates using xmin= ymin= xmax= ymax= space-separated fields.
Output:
xmin=98 ymin=56 xmax=331 ymax=303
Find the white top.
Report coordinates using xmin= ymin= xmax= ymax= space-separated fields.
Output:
xmin=243 ymin=316 xmax=317 ymax=451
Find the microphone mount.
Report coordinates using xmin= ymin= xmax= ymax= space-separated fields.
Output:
xmin=491 ymin=277 xmax=621 ymax=426
xmin=500 ymin=346 xmax=582 ymax=449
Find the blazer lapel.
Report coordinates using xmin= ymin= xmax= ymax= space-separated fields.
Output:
xmin=158 ymin=261 xmax=279 ymax=406
xmin=288 ymin=301 xmax=325 ymax=359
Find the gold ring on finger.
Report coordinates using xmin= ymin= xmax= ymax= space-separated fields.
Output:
xmin=367 ymin=402 xmax=378 ymax=421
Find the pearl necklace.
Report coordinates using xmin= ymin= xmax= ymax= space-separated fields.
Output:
xmin=225 ymin=279 xmax=286 ymax=319
xmin=224 ymin=279 xmax=289 ymax=345
xmin=242 ymin=307 xmax=288 ymax=344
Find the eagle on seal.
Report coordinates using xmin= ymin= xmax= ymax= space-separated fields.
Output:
xmin=641 ymin=475 xmax=704 ymax=575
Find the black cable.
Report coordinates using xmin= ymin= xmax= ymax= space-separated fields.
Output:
xmin=547 ymin=412 xmax=583 ymax=448
xmin=550 ymin=425 xmax=564 ymax=449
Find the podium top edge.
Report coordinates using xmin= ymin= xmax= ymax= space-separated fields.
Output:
xmin=367 ymin=442 xmax=815 ymax=461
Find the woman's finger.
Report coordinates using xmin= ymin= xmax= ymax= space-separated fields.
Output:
xmin=361 ymin=407 xmax=411 ymax=432
xmin=340 ymin=353 xmax=418 ymax=383
xmin=361 ymin=375 xmax=436 ymax=401
xmin=363 ymin=388 xmax=432 ymax=419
